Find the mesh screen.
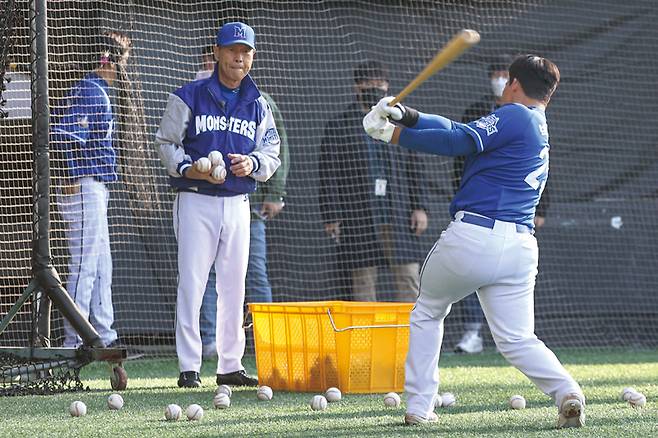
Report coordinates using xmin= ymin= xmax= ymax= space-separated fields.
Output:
xmin=1 ymin=0 xmax=657 ymax=355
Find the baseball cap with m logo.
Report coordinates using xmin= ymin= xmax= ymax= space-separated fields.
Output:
xmin=216 ymin=22 xmax=255 ymax=50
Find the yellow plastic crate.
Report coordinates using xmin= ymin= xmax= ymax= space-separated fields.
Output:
xmin=249 ymin=301 xmax=413 ymax=393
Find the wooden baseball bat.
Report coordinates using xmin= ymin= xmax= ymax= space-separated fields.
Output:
xmin=389 ymin=29 xmax=480 ymax=106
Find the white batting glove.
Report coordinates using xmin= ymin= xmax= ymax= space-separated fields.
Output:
xmin=363 ymin=108 xmax=395 ymax=143
xmin=374 ymin=96 xmax=404 ymax=121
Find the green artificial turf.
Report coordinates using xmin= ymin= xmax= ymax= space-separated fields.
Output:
xmin=0 ymin=349 xmax=656 ymax=437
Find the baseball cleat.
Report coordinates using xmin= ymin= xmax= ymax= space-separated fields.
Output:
xmin=216 ymin=369 xmax=258 ymax=387
xmin=177 ymin=371 xmax=201 ymax=388
xmin=557 ymin=393 xmax=585 ymax=428
xmin=404 ymin=412 xmax=439 ymax=425
xmin=455 ymin=330 xmax=483 ymax=354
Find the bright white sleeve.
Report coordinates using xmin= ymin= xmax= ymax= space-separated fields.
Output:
xmin=155 ymin=93 xmax=192 ymax=177
xmin=249 ymin=96 xmax=281 ymax=182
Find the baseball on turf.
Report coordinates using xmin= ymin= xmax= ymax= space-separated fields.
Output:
xmin=627 ymin=391 xmax=646 ymax=408
xmin=621 ymin=387 xmax=637 ymax=401
xmin=69 ymin=400 xmax=87 ymax=417
xmin=212 ymin=165 xmax=227 ymax=180
xmin=186 ymin=403 xmax=204 ymax=421
xmin=310 ymin=394 xmax=328 ymax=411
xmin=164 ymin=403 xmax=182 ymax=421
xmin=208 ymin=150 xmax=223 ymax=166
xmin=441 ymin=392 xmax=456 ymax=407
xmin=509 ymin=394 xmax=526 ymax=410
xmin=194 ymin=157 xmax=211 ymax=173
xmin=383 ymin=392 xmax=401 ymax=408
xmin=257 ymin=385 xmax=273 ymax=401
xmin=107 ymin=393 xmax=124 ymax=410
xmin=433 ymin=393 xmax=443 ymax=409
xmin=325 ymin=387 xmax=342 ymax=403
xmin=213 ymin=392 xmax=231 ymax=409
xmin=216 ymin=384 xmax=233 ymax=397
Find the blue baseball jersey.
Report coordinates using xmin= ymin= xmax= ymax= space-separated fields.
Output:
xmin=452 ymin=103 xmax=550 ymax=228
xmin=51 ymin=72 xmax=117 ymax=182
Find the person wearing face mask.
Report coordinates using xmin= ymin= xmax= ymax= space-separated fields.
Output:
xmin=319 ymin=60 xmax=429 ymax=302
xmin=452 ymin=55 xmax=549 ymax=355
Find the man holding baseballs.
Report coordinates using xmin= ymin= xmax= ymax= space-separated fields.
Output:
xmin=363 ymin=55 xmax=585 ymax=428
xmin=156 ymin=22 xmax=280 ymax=388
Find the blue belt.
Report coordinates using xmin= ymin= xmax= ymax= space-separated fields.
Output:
xmin=461 ymin=212 xmax=533 ymax=234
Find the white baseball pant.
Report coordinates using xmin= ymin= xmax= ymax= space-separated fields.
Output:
xmin=173 ymin=191 xmax=250 ymax=374
xmin=58 ymin=177 xmax=117 ymax=347
xmin=405 ymin=211 xmax=583 ymax=418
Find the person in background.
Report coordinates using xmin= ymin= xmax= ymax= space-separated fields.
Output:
xmin=319 ymin=60 xmax=429 ymax=303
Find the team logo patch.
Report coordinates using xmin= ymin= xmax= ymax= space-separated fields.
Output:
xmin=77 ymin=116 xmax=89 ymax=129
xmin=234 ymin=26 xmax=246 ymax=39
xmin=263 ymin=127 xmax=280 ymax=145
xmin=475 ymin=114 xmax=499 ymax=136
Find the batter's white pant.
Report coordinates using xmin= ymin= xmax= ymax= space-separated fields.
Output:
xmin=58 ymin=177 xmax=117 ymax=347
xmin=405 ymin=211 xmax=583 ymax=418
xmin=173 ymin=192 xmax=250 ymax=374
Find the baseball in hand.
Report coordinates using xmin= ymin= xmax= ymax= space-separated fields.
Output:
xmin=107 ymin=393 xmax=124 ymax=410
xmin=257 ymin=385 xmax=273 ymax=401
xmin=325 ymin=387 xmax=342 ymax=403
xmin=310 ymin=394 xmax=328 ymax=411
xmin=194 ymin=157 xmax=211 ymax=173
xmin=208 ymin=150 xmax=223 ymax=167
xmin=186 ymin=403 xmax=204 ymax=421
xmin=509 ymin=394 xmax=526 ymax=410
xmin=213 ymin=392 xmax=231 ymax=409
xmin=216 ymin=384 xmax=233 ymax=397
xmin=164 ymin=403 xmax=182 ymax=421
xmin=69 ymin=400 xmax=87 ymax=417
xmin=383 ymin=392 xmax=401 ymax=408
xmin=212 ymin=165 xmax=227 ymax=181
xmin=441 ymin=392 xmax=456 ymax=407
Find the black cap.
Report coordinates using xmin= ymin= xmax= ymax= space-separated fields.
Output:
xmin=353 ymin=60 xmax=388 ymax=84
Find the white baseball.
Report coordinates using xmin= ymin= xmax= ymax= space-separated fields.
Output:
xmin=441 ymin=392 xmax=456 ymax=407
xmin=216 ymin=384 xmax=233 ymax=397
xmin=208 ymin=150 xmax=223 ymax=167
xmin=433 ymin=393 xmax=443 ymax=409
xmin=621 ymin=387 xmax=637 ymax=401
xmin=164 ymin=403 xmax=182 ymax=421
xmin=212 ymin=165 xmax=227 ymax=181
xmin=627 ymin=391 xmax=646 ymax=408
xmin=186 ymin=403 xmax=204 ymax=421
xmin=325 ymin=387 xmax=342 ymax=403
xmin=509 ymin=394 xmax=526 ymax=410
xmin=213 ymin=392 xmax=231 ymax=409
xmin=310 ymin=394 xmax=328 ymax=411
xmin=69 ymin=400 xmax=87 ymax=417
xmin=383 ymin=392 xmax=401 ymax=408
xmin=257 ymin=385 xmax=273 ymax=401
xmin=194 ymin=157 xmax=211 ymax=173
xmin=107 ymin=393 xmax=124 ymax=410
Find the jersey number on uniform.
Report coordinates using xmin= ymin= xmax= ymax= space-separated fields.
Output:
xmin=524 ymin=146 xmax=548 ymax=194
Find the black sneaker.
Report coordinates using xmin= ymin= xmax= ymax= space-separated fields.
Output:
xmin=178 ymin=371 xmax=201 ymax=388
xmin=216 ymin=370 xmax=258 ymax=387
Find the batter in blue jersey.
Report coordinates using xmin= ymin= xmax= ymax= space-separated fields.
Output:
xmin=363 ymin=54 xmax=585 ymax=429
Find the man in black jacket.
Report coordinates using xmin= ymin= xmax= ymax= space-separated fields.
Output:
xmin=319 ymin=61 xmax=429 ymax=302
xmin=453 ymin=55 xmax=550 ymax=354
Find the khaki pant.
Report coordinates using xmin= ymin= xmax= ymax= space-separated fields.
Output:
xmin=351 ymin=225 xmax=420 ymax=302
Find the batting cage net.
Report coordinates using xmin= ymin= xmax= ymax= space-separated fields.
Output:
xmin=1 ymin=0 xmax=657 ymax=358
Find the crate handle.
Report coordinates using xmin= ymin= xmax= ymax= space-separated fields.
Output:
xmin=326 ymin=309 xmax=410 ymax=332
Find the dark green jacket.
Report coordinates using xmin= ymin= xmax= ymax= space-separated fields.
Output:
xmin=250 ymin=91 xmax=289 ymax=211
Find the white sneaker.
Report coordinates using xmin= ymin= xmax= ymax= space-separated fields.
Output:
xmin=557 ymin=393 xmax=585 ymax=428
xmin=202 ymin=342 xmax=217 ymax=359
xmin=455 ymin=330 xmax=483 ymax=354
xmin=404 ymin=412 xmax=439 ymax=425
